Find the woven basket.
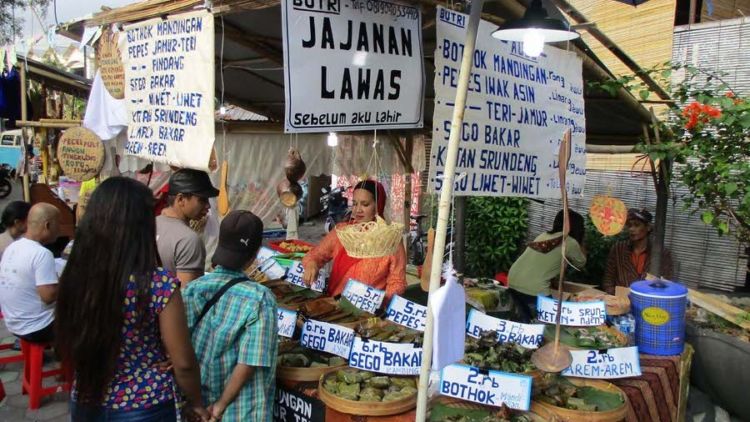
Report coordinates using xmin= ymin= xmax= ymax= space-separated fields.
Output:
xmin=337 ymin=217 xmax=404 ymax=258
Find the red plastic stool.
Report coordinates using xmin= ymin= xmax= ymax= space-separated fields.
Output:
xmin=20 ymin=340 xmax=71 ymax=409
xmin=0 ymin=341 xmax=23 ymax=365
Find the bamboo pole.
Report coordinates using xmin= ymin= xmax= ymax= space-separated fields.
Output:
xmin=19 ymin=62 xmax=31 ymax=203
xmin=415 ymin=1 xmax=484 ymax=419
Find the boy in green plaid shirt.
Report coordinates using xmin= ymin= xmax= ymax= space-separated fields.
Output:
xmin=183 ymin=211 xmax=278 ymax=421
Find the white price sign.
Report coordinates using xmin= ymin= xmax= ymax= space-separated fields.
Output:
xmin=466 ymin=309 xmax=544 ymax=349
xmin=561 ymin=346 xmax=642 ymax=379
xmin=300 ymin=319 xmax=354 ymax=358
xmin=385 ymin=295 xmax=427 ymax=331
xmin=348 ymin=337 xmax=422 ymax=375
xmin=277 ymin=308 xmax=298 ymax=338
xmin=536 ymin=296 xmax=607 ymax=326
xmin=286 ymin=261 xmax=325 ymax=292
xmin=439 ymin=364 xmax=532 ymax=410
xmin=342 ymin=279 xmax=385 ymax=314
xmin=257 ymin=247 xmax=286 ymax=280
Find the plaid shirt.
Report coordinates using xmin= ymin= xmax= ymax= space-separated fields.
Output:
xmin=183 ymin=266 xmax=278 ymax=421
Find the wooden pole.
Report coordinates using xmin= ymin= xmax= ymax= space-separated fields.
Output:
xmin=649 ymin=109 xmax=669 ymax=276
xmin=19 ymin=62 xmax=31 ymax=202
xmin=415 ymin=1 xmax=484 ymax=419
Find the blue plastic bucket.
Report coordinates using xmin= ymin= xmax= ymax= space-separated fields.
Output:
xmin=630 ymin=279 xmax=688 ymax=355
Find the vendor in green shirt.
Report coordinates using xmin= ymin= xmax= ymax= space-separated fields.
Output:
xmin=508 ymin=209 xmax=587 ymax=323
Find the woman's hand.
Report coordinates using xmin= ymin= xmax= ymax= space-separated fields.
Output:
xmin=302 ymin=262 xmax=318 ymax=286
xmin=208 ymin=402 xmax=228 ymax=421
xmin=183 ymin=404 xmax=212 ymax=422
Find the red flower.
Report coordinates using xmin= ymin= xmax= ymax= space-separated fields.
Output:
xmin=682 ymin=102 xmax=722 ymax=130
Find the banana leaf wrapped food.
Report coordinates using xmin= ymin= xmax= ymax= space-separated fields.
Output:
xmin=323 ymin=369 xmax=418 ymax=403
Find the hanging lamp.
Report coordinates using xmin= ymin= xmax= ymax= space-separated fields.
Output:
xmin=491 ymin=0 xmax=579 ymax=57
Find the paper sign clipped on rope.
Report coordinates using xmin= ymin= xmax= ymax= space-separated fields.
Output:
xmin=466 ymin=309 xmax=544 ymax=349
xmin=439 ymin=364 xmax=532 ymax=410
xmin=300 ymin=319 xmax=354 ymax=358
xmin=342 ymin=279 xmax=385 ymax=314
xmin=536 ymin=296 xmax=607 ymax=326
xmin=277 ymin=308 xmax=298 ymax=338
xmin=561 ymin=346 xmax=642 ymax=379
xmin=386 ymin=295 xmax=427 ymax=331
xmin=257 ymin=247 xmax=286 ymax=280
xmin=348 ymin=337 xmax=422 ymax=375
xmin=287 ymin=261 xmax=325 ymax=292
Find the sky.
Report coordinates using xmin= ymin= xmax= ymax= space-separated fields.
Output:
xmin=18 ymin=0 xmax=133 ymax=44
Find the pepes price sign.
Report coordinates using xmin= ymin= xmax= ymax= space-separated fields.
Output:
xmin=439 ymin=364 xmax=532 ymax=411
xmin=385 ymin=295 xmax=427 ymax=331
xmin=342 ymin=279 xmax=385 ymax=314
xmin=348 ymin=337 xmax=422 ymax=375
xmin=536 ymin=296 xmax=607 ymax=326
xmin=286 ymin=261 xmax=326 ymax=292
xmin=300 ymin=319 xmax=354 ymax=358
xmin=561 ymin=346 xmax=642 ymax=379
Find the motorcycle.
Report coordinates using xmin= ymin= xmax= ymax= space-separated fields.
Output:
xmin=320 ymin=185 xmax=351 ymax=233
xmin=0 ymin=164 xmax=14 ymax=199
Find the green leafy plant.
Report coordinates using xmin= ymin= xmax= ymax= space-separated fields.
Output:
xmin=1 ymin=1 xmax=50 ymax=44
xmin=464 ymin=197 xmax=528 ymax=278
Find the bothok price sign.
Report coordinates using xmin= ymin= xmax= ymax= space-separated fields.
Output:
xmin=439 ymin=364 xmax=532 ymax=411
xmin=287 ymin=261 xmax=326 ymax=292
xmin=348 ymin=337 xmax=422 ymax=375
xmin=430 ymin=6 xmax=586 ymax=199
xmin=277 ymin=308 xmax=298 ymax=338
xmin=300 ymin=319 xmax=354 ymax=358
xmin=342 ymin=279 xmax=385 ymax=314
xmin=120 ymin=10 xmax=215 ymax=170
xmin=385 ymin=295 xmax=427 ymax=331
xmin=465 ymin=308 xmax=544 ymax=349
xmin=536 ymin=296 xmax=607 ymax=326
xmin=281 ymin=0 xmax=424 ymax=132
xmin=561 ymin=346 xmax=642 ymax=379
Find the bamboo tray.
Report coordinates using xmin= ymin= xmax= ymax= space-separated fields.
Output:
xmin=318 ymin=371 xmax=417 ymax=416
xmin=430 ymin=396 xmax=547 ymax=421
xmin=531 ymin=378 xmax=628 ymax=422
xmin=277 ymin=341 xmax=348 ymax=382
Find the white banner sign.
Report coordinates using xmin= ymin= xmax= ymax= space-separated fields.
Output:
xmin=562 ymin=346 xmax=642 ymax=379
xmin=277 ymin=308 xmax=298 ymax=338
xmin=439 ymin=364 xmax=532 ymax=410
xmin=466 ymin=309 xmax=544 ymax=349
xmin=300 ymin=319 xmax=355 ymax=358
xmin=281 ymin=0 xmax=424 ymax=132
xmin=536 ymin=296 xmax=607 ymax=326
xmin=385 ymin=295 xmax=427 ymax=331
xmin=348 ymin=337 xmax=422 ymax=375
xmin=120 ymin=10 xmax=215 ymax=170
xmin=342 ymin=279 xmax=385 ymax=313
xmin=430 ymin=7 xmax=586 ymax=198
xmin=286 ymin=261 xmax=326 ymax=292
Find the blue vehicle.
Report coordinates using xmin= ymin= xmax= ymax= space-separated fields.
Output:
xmin=0 ymin=129 xmax=23 ymax=170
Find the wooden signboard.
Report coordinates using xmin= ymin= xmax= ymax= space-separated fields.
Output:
xmin=96 ymin=29 xmax=125 ymax=99
xmin=57 ymin=127 xmax=105 ymax=182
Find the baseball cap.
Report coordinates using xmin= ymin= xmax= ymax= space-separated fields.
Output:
xmin=212 ymin=210 xmax=264 ymax=270
xmin=168 ymin=169 xmax=219 ymax=198
xmin=627 ymin=208 xmax=653 ymax=224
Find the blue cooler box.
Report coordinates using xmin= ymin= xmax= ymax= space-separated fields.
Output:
xmin=630 ymin=280 xmax=688 ymax=355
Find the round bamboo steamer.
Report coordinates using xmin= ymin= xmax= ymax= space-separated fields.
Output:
xmin=278 ymin=363 xmax=346 ymax=382
xmin=531 ymin=378 xmax=628 ymax=422
xmin=318 ymin=370 xmax=418 ymax=416
xmin=431 ymin=396 xmax=548 ymax=421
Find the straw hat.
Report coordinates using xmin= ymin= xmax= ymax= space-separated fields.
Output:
xmin=337 ymin=217 xmax=404 ymax=258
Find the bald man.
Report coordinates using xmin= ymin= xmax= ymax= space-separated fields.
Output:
xmin=0 ymin=203 xmax=60 ymax=343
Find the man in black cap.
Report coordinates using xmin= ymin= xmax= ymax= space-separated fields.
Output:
xmin=183 ymin=210 xmax=278 ymax=421
xmin=157 ymin=168 xmax=219 ymax=287
xmin=603 ymin=208 xmax=674 ymax=293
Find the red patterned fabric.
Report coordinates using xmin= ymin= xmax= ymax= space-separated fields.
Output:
xmin=612 ymin=352 xmax=685 ymax=422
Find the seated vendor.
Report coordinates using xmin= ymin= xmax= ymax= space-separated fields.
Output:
xmin=302 ymin=180 xmax=406 ymax=301
xmin=508 ymin=209 xmax=587 ymax=323
xmin=602 ymin=208 xmax=674 ymax=294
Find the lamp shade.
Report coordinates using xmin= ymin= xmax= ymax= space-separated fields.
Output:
xmin=491 ymin=0 xmax=579 ymax=43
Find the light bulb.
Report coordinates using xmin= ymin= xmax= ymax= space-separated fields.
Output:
xmin=522 ymin=29 xmax=545 ymax=57
xmin=327 ymin=132 xmax=338 ymax=147
xmin=219 ymin=105 xmax=227 ymax=116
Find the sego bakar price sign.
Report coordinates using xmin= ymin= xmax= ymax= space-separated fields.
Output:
xmin=348 ymin=337 xmax=422 ymax=375
xmin=385 ymin=295 xmax=427 ymax=331
xmin=536 ymin=296 xmax=607 ymax=326
xmin=561 ymin=346 xmax=642 ymax=379
xmin=342 ymin=279 xmax=385 ymax=314
xmin=300 ymin=319 xmax=354 ymax=358
xmin=440 ymin=364 xmax=532 ymax=410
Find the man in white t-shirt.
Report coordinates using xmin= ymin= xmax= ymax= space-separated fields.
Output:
xmin=0 ymin=203 xmax=60 ymax=343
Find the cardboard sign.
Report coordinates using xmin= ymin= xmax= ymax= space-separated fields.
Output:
xmin=281 ymin=0 xmax=424 ymax=132
xmin=348 ymin=337 xmax=422 ymax=375
xmin=120 ymin=10 xmax=215 ymax=170
xmin=300 ymin=319 xmax=354 ymax=358
xmin=439 ymin=363 xmax=532 ymax=410
xmin=386 ymin=295 xmax=427 ymax=331
xmin=430 ymin=6 xmax=586 ymax=198
xmin=342 ymin=279 xmax=385 ymax=314
xmin=562 ymin=346 xmax=642 ymax=379
xmin=465 ymin=309 xmax=544 ymax=349
xmin=96 ymin=29 xmax=125 ymax=99
xmin=274 ymin=387 xmax=325 ymax=422
xmin=57 ymin=127 xmax=105 ymax=182
xmin=277 ymin=308 xmax=298 ymax=338
xmin=536 ymin=296 xmax=607 ymax=326
xmin=286 ymin=261 xmax=326 ymax=292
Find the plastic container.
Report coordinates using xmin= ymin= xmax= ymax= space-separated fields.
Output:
xmin=629 ymin=279 xmax=688 ymax=355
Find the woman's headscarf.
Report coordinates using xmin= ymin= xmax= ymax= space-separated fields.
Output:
xmin=353 ymin=180 xmax=387 ymax=218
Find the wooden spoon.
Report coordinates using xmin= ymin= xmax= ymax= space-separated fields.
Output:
xmin=531 ymin=129 xmax=573 ymax=373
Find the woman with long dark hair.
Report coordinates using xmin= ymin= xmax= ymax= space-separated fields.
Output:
xmin=508 ymin=209 xmax=587 ymax=323
xmin=56 ymin=177 xmax=209 ymax=421
xmin=0 ymin=200 xmax=32 ymax=258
